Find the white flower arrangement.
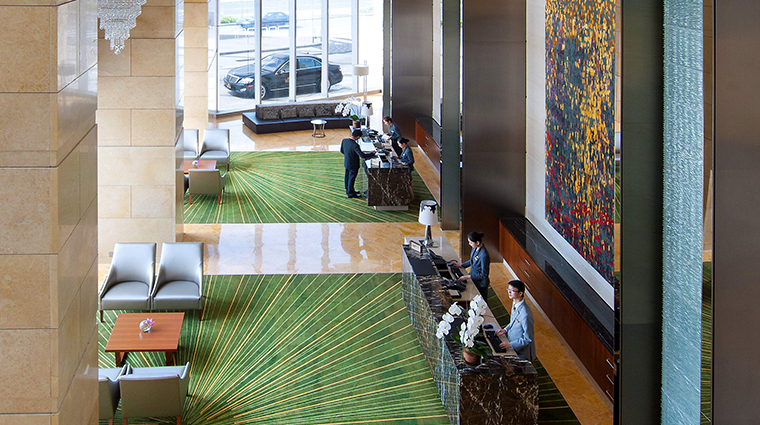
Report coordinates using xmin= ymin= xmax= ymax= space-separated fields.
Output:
xmin=436 ymin=295 xmax=491 ymax=359
xmin=335 ymin=96 xmax=361 ymax=119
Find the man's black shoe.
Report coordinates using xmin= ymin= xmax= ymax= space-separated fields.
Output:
xmin=347 ymin=194 xmax=360 ymax=198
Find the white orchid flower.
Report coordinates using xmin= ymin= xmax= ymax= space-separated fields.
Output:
xmin=442 ymin=312 xmax=455 ymax=323
xmin=436 ymin=328 xmax=445 ymax=339
xmin=449 ymin=303 xmax=462 ymax=316
xmin=474 ymin=315 xmax=485 ymax=327
xmin=472 ymin=294 xmax=483 ymax=304
xmin=438 ymin=320 xmax=451 ymax=333
xmin=464 ymin=334 xmax=475 ymax=348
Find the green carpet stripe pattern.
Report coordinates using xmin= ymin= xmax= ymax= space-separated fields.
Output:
xmin=183 ymin=152 xmax=434 ymax=224
xmin=99 ymin=274 xmax=582 ymax=424
xmin=701 ymin=262 xmax=712 ymax=424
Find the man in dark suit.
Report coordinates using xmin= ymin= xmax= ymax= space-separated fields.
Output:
xmin=340 ymin=129 xmax=376 ymax=198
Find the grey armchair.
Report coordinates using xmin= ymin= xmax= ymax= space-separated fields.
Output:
xmin=99 ymin=364 xmax=129 ymax=425
xmin=183 ymin=129 xmax=199 ymax=160
xmin=120 ymin=362 xmax=190 ymax=425
xmin=99 ymin=242 xmax=156 ymax=322
xmin=188 ymin=169 xmax=226 ymax=205
xmin=152 ymin=242 xmax=204 ymax=320
xmin=199 ymin=128 xmax=231 ymax=171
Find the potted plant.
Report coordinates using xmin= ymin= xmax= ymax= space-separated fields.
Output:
xmin=336 ymin=96 xmax=363 ymax=127
xmin=436 ymin=295 xmax=491 ymax=365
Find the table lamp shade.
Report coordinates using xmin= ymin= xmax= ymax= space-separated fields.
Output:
xmin=419 ymin=200 xmax=439 ymax=226
xmin=353 ymin=64 xmax=370 ymax=76
xmin=361 ymin=103 xmax=373 ymax=117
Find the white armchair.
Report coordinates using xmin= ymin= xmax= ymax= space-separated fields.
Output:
xmin=152 ymin=242 xmax=204 ymax=320
xmin=183 ymin=129 xmax=199 ymax=160
xmin=98 ymin=243 xmax=156 ymax=322
xmin=199 ymin=128 xmax=231 ymax=171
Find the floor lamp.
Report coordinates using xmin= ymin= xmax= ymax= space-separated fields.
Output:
xmin=353 ymin=63 xmax=369 ymax=102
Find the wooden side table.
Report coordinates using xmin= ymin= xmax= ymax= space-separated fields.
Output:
xmin=105 ymin=312 xmax=185 ymax=366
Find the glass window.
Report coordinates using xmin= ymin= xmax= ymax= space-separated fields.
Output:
xmin=261 ymin=0 xmax=291 ymax=103
xmin=217 ymin=0 xmax=258 ymax=112
xmin=295 ymin=0 xmax=324 ymax=101
xmin=358 ymin=0 xmax=383 ymax=93
xmin=212 ymin=0 xmax=384 ymax=113
xmin=327 ymin=0 xmax=353 ymax=98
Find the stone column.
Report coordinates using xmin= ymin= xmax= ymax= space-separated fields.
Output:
xmin=98 ymin=0 xmax=185 ymax=259
xmin=0 ymin=0 xmax=99 ymax=422
xmin=184 ymin=0 xmax=211 ymax=133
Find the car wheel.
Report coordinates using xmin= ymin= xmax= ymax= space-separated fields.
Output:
xmin=260 ymin=84 xmax=268 ymax=100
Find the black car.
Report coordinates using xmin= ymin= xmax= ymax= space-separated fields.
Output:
xmin=223 ymin=53 xmax=343 ymax=99
xmin=238 ymin=12 xmax=289 ymax=30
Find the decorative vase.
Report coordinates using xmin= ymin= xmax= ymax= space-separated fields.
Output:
xmin=139 ymin=319 xmax=152 ymax=332
xmin=352 ymin=121 xmax=361 ymax=129
xmin=462 ymin=348 xmax=481 ymax=366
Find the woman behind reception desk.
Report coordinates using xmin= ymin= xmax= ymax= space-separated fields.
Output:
xmin=382 ymin=116 xmax=402 ymax=156
xmin=449 ymin=231 xmax=491 ymax=298
xmin=496 ymin=280 xmax=537 ymax=361
xmin=397 ymin=138 xmax=414 ymax=199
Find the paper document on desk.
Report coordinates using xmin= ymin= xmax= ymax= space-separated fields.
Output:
xmin=358 ymin=141 xmax=376 ymax=153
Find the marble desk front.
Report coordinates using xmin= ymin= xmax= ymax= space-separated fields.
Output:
xmin=401 ymin=237 xmax=538 ymax=425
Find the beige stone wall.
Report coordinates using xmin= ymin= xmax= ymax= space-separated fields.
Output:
xmin=0 ymin=0 xmax=99 ymax=422
xmin=98 ymin=0 xmax=185 ymax=259
xmin=184 ymin=0 xmax=211 ymax=133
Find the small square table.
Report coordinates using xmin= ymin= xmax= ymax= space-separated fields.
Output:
xmin=183 ymin=159 xmax=217 ymax=174
xmin=105 ymin=312 xmax=185 ymax=366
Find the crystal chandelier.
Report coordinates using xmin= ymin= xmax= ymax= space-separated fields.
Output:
xmin=98 ymin=0 xmax=147 ymax=54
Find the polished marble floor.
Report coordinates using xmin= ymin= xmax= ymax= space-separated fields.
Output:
xmin=99 ymin=111 xmax=612 ymax=424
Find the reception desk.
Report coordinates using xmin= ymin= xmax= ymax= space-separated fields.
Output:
xmin=401 ymin=236 xmax=538 ymax=425
xmin=360 ymin=137 xmax=413 ymax=210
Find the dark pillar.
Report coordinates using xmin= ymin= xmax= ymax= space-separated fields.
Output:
xmin=461 ymin=0 xmax=526 ymax=258
xmin=440 ymin=0 xmax=460 ymax=230
xmin=617 ymin=0 xmax=664 ymax=423
xmin=713 ymin=1 xmax=760 ymax=423
xmin=390 ymin=0 xmax=432 ymax=138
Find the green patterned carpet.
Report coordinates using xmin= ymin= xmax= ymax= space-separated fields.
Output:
xmin=702 ymin=262 xmax=713 ymax=424
xmin=183 ymin=152 xmax=434 ymax=224
xmin=99 ymin=274 xmax=581 ymax=425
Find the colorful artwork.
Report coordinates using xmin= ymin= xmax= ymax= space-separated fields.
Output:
xmin=545 ymin=0 xmax=616 ymax=284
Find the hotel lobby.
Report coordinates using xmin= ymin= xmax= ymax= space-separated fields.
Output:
xmin=1 ymin=0 xmax=757 ymax=423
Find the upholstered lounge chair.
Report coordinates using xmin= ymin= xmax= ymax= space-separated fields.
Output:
xmin=99 ymin=242 xmax=156 ymax=322
xmin=120 ymin=362 xmax=190 ymax=425
xmin=183 ymin=129 xmax=199 ymax=160
xmin=152 ymin=242 xmax=204 ymax=320
xmin=99 ymin=365 xmax=129 ymax=425
xmin=188 ymin=169 xmax=226 ymax=205
xmin=199 ymin=128 xmax=230 ymax=170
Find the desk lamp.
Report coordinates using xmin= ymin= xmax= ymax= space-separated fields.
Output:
xmin=418 ymin=200 xmax=439 ymax=247
xmin=361 ymin=102 xmax=373 ymax=129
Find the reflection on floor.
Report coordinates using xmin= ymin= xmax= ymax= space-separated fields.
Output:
xmin=99 ymin=113 xmax=612 ymax=424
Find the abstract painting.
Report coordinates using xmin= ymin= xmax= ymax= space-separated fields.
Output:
xmin=545 ymin=0 xmax=616 ymax=284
